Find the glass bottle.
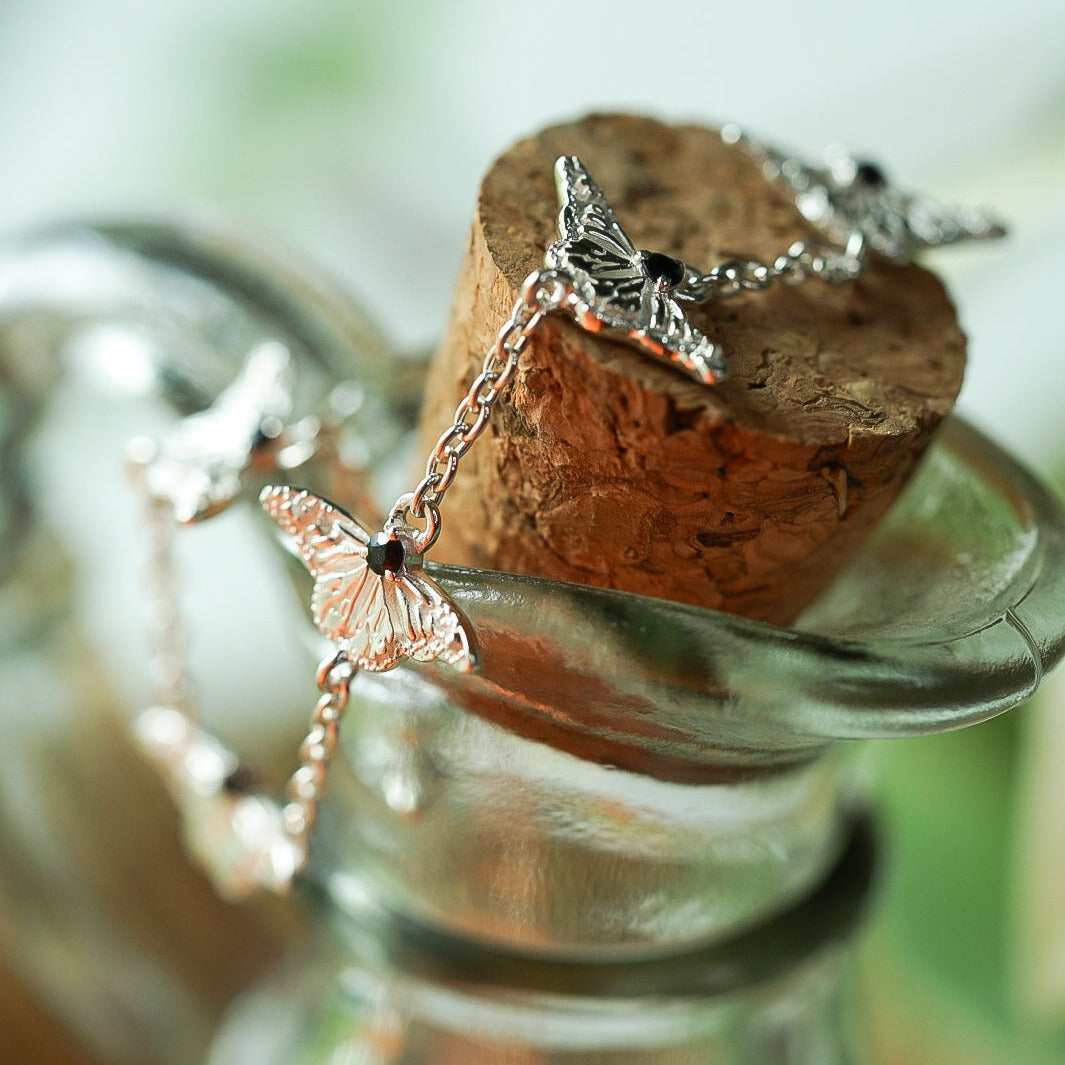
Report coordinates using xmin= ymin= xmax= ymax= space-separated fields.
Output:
xmin=210 ymin=417 xmax=1065 ymax=1063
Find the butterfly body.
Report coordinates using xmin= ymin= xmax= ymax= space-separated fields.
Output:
xmin=260 ymin=485 xmax=477 ymax=674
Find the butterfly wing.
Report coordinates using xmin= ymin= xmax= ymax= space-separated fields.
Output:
xmin=259 ymin=485 xmax=477 ymax=673
xmin=145 ymin=340 xmax=296 ymax=523
xmin=728 ymin=127 xmax=830 ymax=197
xmin=383 ymin=569 xmax=478 ymax=673
xmin=545 ymin=155 xmax=646 ymax=320
xmin=889 ymin=188 xmax=1006 ymax=256
xmin=210 ymin=339 xmax=294 ymax=434
xmin=815 ymin=180 xmax=1006 ymax=262
xmin=259 ymin=484 xmax=385 ymax=667
xmin=746 ymin=143 xmax=871 ymax=252
xmin=542 ymin=155 xmax=726 ymax=384
xmin=639 ymin=288 xmax=729 ymax=386
xmin=732 ymin=128 xmax=1005 ymax=262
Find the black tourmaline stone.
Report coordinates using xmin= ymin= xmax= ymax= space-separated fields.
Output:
xmin=368 ymin=531 xmax=405 ymax=575
xmin=853 ymin=160 xmax=887 ymax=189
xmin=639 ymin=250 xmax=686 ymax=286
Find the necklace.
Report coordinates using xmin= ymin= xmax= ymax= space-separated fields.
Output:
xmin=130 ymin=139 xmax=1004 ymax=896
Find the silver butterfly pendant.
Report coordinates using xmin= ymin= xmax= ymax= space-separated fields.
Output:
xmin=544 ymin=155 xmax=729 ymax=386
xmin=726 ymin=126 xmax=1006 ymax=263
xmin=132 ymin=339 xmax=299 ymax=523
xmin=134 ymin=705 xmax=303 ymax=899
xmin=260 ymin=485 xmax=478 ymax=673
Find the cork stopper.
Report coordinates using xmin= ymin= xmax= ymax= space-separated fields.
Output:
xmin=420 ymin=114 xmax=966 ymax=624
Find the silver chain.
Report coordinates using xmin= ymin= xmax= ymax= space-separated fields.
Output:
xmin=388 ymin=270 xmax=563 ymax=553
xmin=280 ymin=651 xmax=354 ymax=847
xmin=125 ymin=137 xmax=1001 ymax=897
xmin=681 ymin=231 xmax=867 ymax=302
xmin=128 ymin=441 xmax=196 ymax=718
xmin=126 ymin=210 xmax=869 ymax=894
xmin=386 ymin=228 xmax=866 ymax=558
xmin=129 ymin=440 xmax=357 ymax=888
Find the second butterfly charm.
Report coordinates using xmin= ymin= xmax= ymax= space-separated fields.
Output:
xmin=260 ymin=485 xmax=478 ymax=673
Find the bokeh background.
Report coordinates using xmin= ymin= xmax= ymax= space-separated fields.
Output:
xmin=1 ymin=1 xmax=1064 ymax=1062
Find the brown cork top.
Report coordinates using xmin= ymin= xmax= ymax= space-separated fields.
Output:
xmin=420 ymin=113 xmax=965 ymax=625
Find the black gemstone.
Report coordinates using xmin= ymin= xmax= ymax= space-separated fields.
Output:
xmin=639 ymin=250 xmax=686 ymax=287
xmin=368 ymin=531 xmax=405 ymax=575
xmin=222 ymin=764 xmax=259 ymax=796
xmin=853 ymin=160 xmax=887 ymax=189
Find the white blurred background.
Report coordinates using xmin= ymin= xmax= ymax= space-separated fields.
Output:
xmin=1 ymin=0 xmax=1062 ymax=466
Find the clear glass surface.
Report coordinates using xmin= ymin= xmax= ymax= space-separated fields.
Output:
xmin=248 ymin=408 xmax=1065 ymax=1063
xmin=294 ymin=416 xmax=1065 ymax=961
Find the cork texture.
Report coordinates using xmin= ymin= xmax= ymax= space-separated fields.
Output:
xmin=420 ymin=114 xmax=965 ymax=624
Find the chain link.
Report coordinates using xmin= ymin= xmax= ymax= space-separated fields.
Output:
xmin=128 ymin=443 xmax=196 ymax=719
xmin=390 ymin=270 xmax=561 ymax=551
xmin=144 ymin=497 xmax=193 ymax=714
xmin=130 ymin=437 xmax=363 ymax=890
xmin=384 ymin=220 xmax=867 ymax=556
xmin=681 ymin=231 xmax=867 ymax=302
xmin=280 ymin=651 xmax=355 ymax=844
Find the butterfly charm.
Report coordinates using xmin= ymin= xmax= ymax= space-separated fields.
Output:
xmin=133 ymin=704 xmax=304 ymax=899
xmin=260 ymin=485 xmax=478 ymax=673
xmin=543 ymin=154 xmax=729 ymax=386
xmin=132 ymin=339 xmax=298 ymax=523
xmin=725 ymin=125 xmax=1006 ymax=264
